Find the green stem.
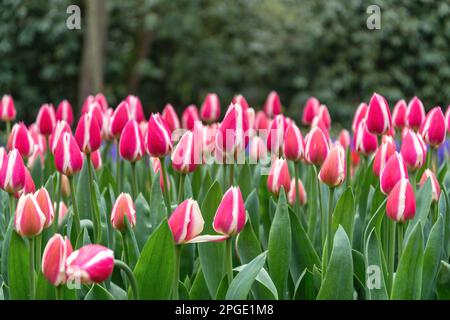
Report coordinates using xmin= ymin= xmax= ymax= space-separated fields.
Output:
xmin=35 ymin=234 xmax=42 ymax=274
xmin=68 ymin=176 xmax=81 ymax=237
xmin=54 ymin=173 xmax=63 ymax=229
xmin=178 ymin=174 xmax=185 ymax=203
xmin=29 ymin=237 xmax=35 ymax=300
xmin=293 ymin=161 xmax=301 ymax=217
xmin=8 ymin=194 xmax=15 ymax=226
xmin=6 ymin=121 xmax=11 ymax=141
xmin=172 ymin=245 xmax=181 ymax=300
xmin=225 ymin=238 xmax=233 ymax=285
xmin=116 ymin=139 xmax=121 ymax=191
xmin=410 ymin=171 xmax=416 ymax=194
xmin=325 ymin=187 xmax=335 ymax=273
xmin=222 ymin=165 xmax=227 ymax=191
xmin=113 ymin=260 xmax=139 ymax=300
xmin=397 ymin=223 xmax=404 ymax=262
xmin=316 ymin=166 xmax=325 ymax=248
xmin=87 ymin=154 xmax=102 ymax=243
xmin=121 ymin=232 xmax=129 ymax=265
xmin=388 ymin=219 xmax=396 ymax=293
xmin=130 ymin=162 xmax=138 ymax=200
xmin=55 ymin=285 xmax=63 ymax=300
xmin=229 ymin=163 xmax=234 ymax=188
xmin=159 ymin=157 xmax=171 ymax=216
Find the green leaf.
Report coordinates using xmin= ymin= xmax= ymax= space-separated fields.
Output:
xmin=364 ymin=229 xmax=388 ymax=300
xmin=405 ymin=179 xmax=432 ymax=239
xmin=85 ymin=284 xmax=115 ymax=300
xmin=317 ymin=226 xmax=354 ymax=300
xmin=133 ymin=220 xmax=176 ymax=300
xmin=215 ymin=276 xmax=229 ymax=300
xmin=8 ymin=232 xmax=30 ymax=300
xmin=236 ymin=217 xmax=262 ymax=264
xmin=238 ymin=164 xmax=252 ymax=200
xmin=332 ymin=187 xmax=355 ymax=242
xmin=76 ymin=161 xmax=93 ymax=220
xmin=267 ymin=189 xmax=291 ymax=299
xmin=226 ymin=251 xmax=267 ymax=300
xmin=234 ymin=265 xmax=278 ymax=300
xmin=189 ymin=268 xmax=211 ymax=300
xmin=36 ymin=272 xmax=56 ymax=300
xmin=244 ymin=190 xmax=260 ymax=238
xmin=134 ymin=195 xmax=153 ymax=250
xmin=149 ymin=172 xmax=167 ymax=230
xmin=391 ymin=223 xmax=424 ymax=300
xmin=108 ymin=282 xmax=127 ymax=300
xmin=436 ymin=261 xmax=450 ymax=299
xmin=293 ymin=269 xmax=316 ymax=300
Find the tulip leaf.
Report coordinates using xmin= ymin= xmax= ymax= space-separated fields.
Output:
xmin=179 ymin=281 xmax=191 ymax=300
xmin=36 ymin=272 xmax=56 ymax=300
xmin=421 ymin=215 xmax=444 ymax=299
xmin=215 ymin=275 xmax=228 ymax=300
xmin=85 ymin=284 xmax=115 ymax=300
xmin=134 ymin=194 xmax=153 ymax=250
xmin=133 ymin=219 xmax=176 ymax=300
xmin=317 ymin=226 xmax=354 ymax=300
xmin=183 ymin=174 xmax=193 ymax=200
xmin=7 ymin=232 xmax=30 ymax=300
xmin=332 ymin=187 xmax=355 ymax=242
xmin=148 ymin=172 xmax=167 ymax=230
xmin=198 ymin=170 xmax=212 ymax=205
xmin=108 ymin=282 xmax=128 ymax=300
xmin=391 ymin=223 xmax=424 ymax=300
xmin=30 ymin=162 xmax=43 ymax=188
xmin=236 ymin=217 xmax=262 ymax=264
xmin=267 ymin=189 xmax=291 ymax=300
xmin=226 ymin=251 xmax=267 ymax=300
xmin=234 ymin=264 xmax=278 ymax=300
xmin=76 ymin=160 xmax=93 ymax=220
xmin=293 ymin=269 xmax=316 ymax=300
xmin=364 ymin=228 xmax=388 ymax=300
xmin=191 ymin=166 xmax=203 ymax=200
xmin=238 ymin=164 xmax=252 ymax=200
xmin=245 ymin=190 xmax=260 ymax=237
xmin=189 ymin=268 xmax=211 ymax=300
xmin=436 ymin=261 xmax=450 ymax=299
xmin=405 ymin=179 xmax=432 ymax=240
xmin=1 ymin=216 xmax=14 ymax=285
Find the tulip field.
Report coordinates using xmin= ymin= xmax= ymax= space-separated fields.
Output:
xmin=1 ymin=91 xmax=450 ymax=301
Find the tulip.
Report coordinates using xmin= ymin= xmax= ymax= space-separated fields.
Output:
xmin=75 ymin=112 xmax=102 ymax=154
xmin=380 ymin=152 xmax=408 ymax=195
xmin=171 ymin=130 xmax=199 ymax=174
xmin=255 ymin=111 xmax=269 ymax=132
xmin=400 ymin=129 xmax=426 ymax=171
xmin=91 ymin=150 xmax=102 ymax=170
xmin=35 ymin=187 xmax=54 ymax=228
xmin=311 ymin=115 xmax=330 ymax=142
xmin=200 ymin=93 xmax=221 ymax=123
xmin=249 ymin=136 xmax=268 ymax=163
xmin=366 ymin=93 xmax=392 ymax=135
xmin=267 ymin=115 xmax=286 ymax=156
xmin=49 ymin=121 xmax=71 ymax=154
xmin=126 ymin=95 xmax=145 ymax=123
xmin=406 ymin=96 xmax=426 ymax=131
xmin=386 ymin=179 xmax=415 ymax=222
xmin=29 ymin=123 xmax=47 ymax=154
xmin=267 ymin=158 xmax=291 ymax=195
xmin=246 ymin=108 xmax=256 ymax=137
xmin=56 ymin=201 xmax=69 ymax=226
xmin=319 ymin=145 xmax=346 ymax=187
xmin=66 ymin=244 xmax=114 ymax=285
xmin=0 ymin=94 xmax=16 ymax=122
xmin=94 ymin=93 xmax=109 ymax=111
xmin=27 ymin=148 xmax=45 ymax=170
xmin=354 ymin=118 xmax=378 ymax=155
xmin=110 ymin=101 xmax=132 ymax=138
xmin=83 ymin=101 xmax=104 ymax=129
xmin=101 ymin=108 xmax=114 ymax=141
xmin=317 ymin=104 xmax=331 ymax=130
xmin=36 ymin=103 xmax=56 ymax=136
xmin=373 ymin=136 xmax=396 ymax=177
xmin=288 ymin=178 xmax=307 ymax=206
xmin=283 ymin=123 xmax=304 ymax=161
xmin=352 ymin=102 xmax=368 ymax=133
xmin=232 ymin=94 xmax=249 ymax=111
xmin=421 ymin=106 xmax=446 ymax=148
xmin=41 ymin=234 xmax=73 ymax=287
xmin=14 ymin=193 xmax=46 ymax=237
xmin=54 ymin=132 xmax=84 ymax=176
xmin=445 ymin=105 xmax=450 ymax=134
xmin=56 ymin=100 xmax=74 ymax=126
xmin=111 ymin=193 xmax=136 ymax=231
xmin=7 ymin=123 xmax=35 ymax=158
xmin=182 ymin=105 xmax=200 ymax=131
xmin=419 ymin=169 xmax=441 ymax=203
xmin=338 ymin=129 xmax=351 ymax=150
xmin=392 ymin=99 xmax=407 ymax=129
xmin=0 ymin=149 xmax=26 ymax=194
xmin=150 ymin=157 xmax=170 ymax=194
xmin=18 ymin=167 xmax=36 ymax=197
xmin=162 ymin=103 xmax=181 ymax=133
xmin=119 ymin=120 xmax=145 ymax=163
xmin=302 ymin=97 xmax=320 ymax=126
xmin=304 ymin=126 xmax=329 ymax=166
xmin=146 ymin=113 xmax=173 ymax=158
xmin=263 ymin=91 xmax=281 ymax=118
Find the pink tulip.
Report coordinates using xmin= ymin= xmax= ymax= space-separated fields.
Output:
xmin=420 ymin=107 xmax=446 ymax=148
xmin=83 ymin=101 xmax=104 ymax=129
xmin=14 ymin=193 xmax=46 ymax=237
xmin=246 ymin=108 xmax=256 ymax=137
xmin=267 ymin=158 xmax=291 ymax=195
xmin=310 ymin=115 xmax=330 ymax=142
xmin=49 ymin=121 xmax=71 ymax=154
xmin=75 ymin=112 xmax=102 ymax=154
xmin=110 ymin=101 xmax=132 ymax=138
xmin=150 ymin=157 xmax=170 ymax=193
xmin=354 ymin=118 xmax=378 ymax=155
xmin=267 ymin=115 xmax=286 ymax=155
xmin=255 ymin=111 xmax=269 ymax=132
xmin=56 ymin=202 xmax=69 ymax=226
xmin=18 ymin=167 xmax=36 ymax=197
xmin=54 ymin=132 xmax=84 ymax=176
xmin=283 ymin=123 xmax=304 ymax=161
xmin=29 ymin=123 xmax=47 ymax=154
xmin=392 ymin=99 xmax=407 ymax=129
xmin=400 ymin=129 xmax=426 ymax=171
xmin=445 ymin=105 xmax=450 ymax=134
xmin=101 ymin=108 xmax=114 ymax=141
xmin=7 ymin=123 xmax=35 ymax=158
xmin=215 ymin=103 xmax=249 ymax=156
xmin=338 ymin=129 xmax=351 ymax=150
xmin=352 ymin=103 xmax=368 ymax=133
xmin=213 ymin=186 xmax=246 ymax=236
xmin=119 ymin=120 xmax=145 ymax=162
xmin=0 ymin=94 xmax=16 ymax=121
xmin=126 ymin=95 xmax=145 ymax=123
xmin=56 ymin=100 xmax=74 ymax=126
xmin=249 ymin=136 xmax=268 ymax=163
xmin=171 ymin=130 xmax=199 ymax=174
xmin=200 ymin=93 xmax=221 ymax=123
xmin=380 ymin=152 xmax=408 ymax=195
xmin=36 ymin=103 xmax=56 ymax=136
xmin=35 ymin=187 xmax=54 ymax=228
xmin=319 ymin=145 xmax=346 ymax=187
xmin=263 ymin=91 xmax=281 ymax=118
xmin=366 ymin=93 xmax=392 ymax=135
xmin=146 ymin=113 xmax=173 ymax=158
xmin=288 ymin=178 xmax=307 ymax=206
xmin=182 ymin=105 xmax=200 ymax=131
xmin=373 ymin=136 xmax=396 ymax=177
xmin=162 ymin=104 xmax=181 ymax=133
xmin=91 ymin=150 xmax=102 ymax=171
xmin=317 ymin=104 xmax=331 ymax=130
xmin=42 ymin=234 xmax=73 ymax=286
xmin=302 ymin=97 xmax=320 ymax=126
xmin=406 ymin=96 xmax=426 ymax=131
xmin=420 ymin=169 xmax=441 ymax=202
xmin=0 ymin=149 xmax=26 ymax=194
xmin=111 ymin=193 xmax=136 ymax=231
xmin=304 ymin=126 xmax=329 ymax=166
xmin=232 ymin=94 xmax=250 ymax=111
xmin=386 ymin=179 xmax=415 ymax=222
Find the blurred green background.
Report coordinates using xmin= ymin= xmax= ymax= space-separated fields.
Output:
xmin=1 ymin=0 xmax=450 ymax=128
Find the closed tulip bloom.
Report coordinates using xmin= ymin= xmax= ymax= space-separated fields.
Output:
xmin=352 ymin=103 xmax=368 ymax=133
xmin=354 ymin=118 xmax=378 ymax=155
xmin=42 ymin=234 xmax=73 ymax=286
xmin=101 ymin=108 xmax=114 ymax=141
xmin=255 ymin=111 xmax=269 ymax=132
xmin=49 ymin=121 xmax=71 ymax=154
xmin=91 ymin=150 xmax=102 ymax=170
xmin=406 ymin=96 xmax=426 ymax=131
xmin=338 ymin=129 xmax=351 ymax=149
xmin=94 ymin=93 xmax=109 ymax=111
xmin=56 ymin=100 xmax=74 ymax=126
xmin=264 ymin=91 xmax=281 ymax=118
xmin=366 ymin=93 xmax=392 ymax=135
xmin=182 ymin=105 xmax=200 ymax=131
xmin=373 ymin=136 xmax=396 ymax=177
xmin=81 ymin=95 xmax=95 ymax=114
xmin=0 ymin=94 xmax=16 ymax=121
xmin=110 ymin=101 xmax=132 ymax=138
xmin=317 ymin=104 xmax=331 ymax=130
xmin=83 ymin=101 xmax=104 ymax=129
xmin=304 ymin=127 xmax=329 ymax=166
xmin=232 ymin=94 xmax=249 ymax=111
xmin=0 ymin=147 xmax=7 ymax=170
xmin=200 ymin=93 xmax=221 ymax=123
xmin=66 ymin=244 xmax=114 ymax=284
xmin=246 ymin=108 xmax=256 ymax=138
xmin=171 ymin=130 xmax=199 ymax=174
xmin=288 ymin=178 xmax=307 ymax=206
xmin=126 ymin=95 xmax=145 ymax=123
xmin=283 ymin=123 xmax=304 ymax=161
xmin=35 ymin=187 xmax=54 ymax=228
xmin=19 ymin=167 xmax=36 ymax=196
xmin=420 ymin=169 xmax=441 ymax=202
xmin=386 ymin=179 xmax=416 ymax=222
xmin=146 ymin=113 xmax=173 ymax=157
xmin=420 ymin=107 xmax=446 ymax=147
xmin=169 ymin=199 xmax=203 ymax=244
xmin=162 ymin=104 xmax=180 ymax=133
xmin=150 ymin=157 xmax=170 ymax=193
xmin=213 ymin=186 xmax=246 ymax=236
xmin=445 ymin=105 xmax=450 ymax=134
xmin=56 ymin=201 xmax=69 ymax=226
xmin=119 ymin=120 xmax=145 ymax=162
xmin=267 ymin=158 xmax=291 ymax=195
xmin=7 ymin=123 xmax=35 ymax=158
xmin=392 ymin=100 xmax=407 ymax=129
xmin=267 ymin=115 xmax=286 ymax=155
xmin=54 ymin=132 xmax=84 ymax=176
xmin=319 ymin=145 xmax=346 ymax=187
xmin=36 ymin=103 xmax=56 ymax=136
xmin=400 ymin=129 xmax=426 ymax=171
xmin=29 ymin=123 xmax=47 ymax=154
xmin=380 ymin=152 xmax=408 ymax=195
xmin=249 ymin=136 xmax=268 ymax=163
xmin=302 ymin=97 xmax=320 ymax=126
xmin=75 ymin=112 xmax=102 ymax=154
xmin=215 ymin=103 xmax=249 ymax=156
xmin=0 ymin=149 xmax=26 ymax=193
xmin=14 ymin=193 xmax=46 ymax=237
xmin=111 ymin=193 xmax=136 ymax=231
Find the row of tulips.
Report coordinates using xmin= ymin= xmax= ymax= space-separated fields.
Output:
xmin=0 ymin=90 xmax=450 ymax=300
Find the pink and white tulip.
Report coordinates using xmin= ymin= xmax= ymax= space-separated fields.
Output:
xmin=400 ymin=129 xmax=426 ymax=171
xmin=386 ymin=179 xmax=416 ymax=222
xmin=373 ymin=136 xmax=396 ymax=177
xmin=283 ymin=123 xmax=304 ymax=161
xmin=146 ymin=113 xmax=173 ymax=158
xmin=366 ymin=93 xmax=392 ymax=135
xmin=392 ymin=99 xmax=407 ymax=129
xmin=200 ymin=93 xmax=221 ymax=123
xmin=42 ymin=234 xmax=73 ymax=286
xmin=56 ymin=100 xmax=74 ymax=126
xmin=119 ymin=120 xmax=145 ymax=162
xmin=213 ymin=186 xmax=246 ymax=237
xmin=0 ymin=95 xmax=16 ymax=121
xmin=406 ymin=96 xmax=426 ymax=131
xmin=263 ymin=91 xmax=281 ymax=118
xmin=380 ymin=152 xmax=408 ymax=195
xmin=36 ymin=103 xmax=56 ymax=136
xmin=111 ymin=193 xmax=136 ymax=231
xmin=420 ymin=169 xmax=441 ymax=202
xmin=7 ymin=123 xmax=35 ymax=158
xmin=420 ymin=106 xmax=446 ymax=148
xmin=302 ymin=97 xmax=320 ymax=126
xmin=267 ymin=158 xmax=291 ymax=195
xmin=304 ymin=126 xmax=329 ymax=166
xmin=75 ymin=112 xmax=102 ymax=154
xmin=0 ymin=149 xmax=26 ymax=194
xmin=319 ymin=145 xmax=346 ymax=187
xmin=14 ymin=193 xmax=46 ymax=237
xmin=182 ymin=105 xmax=200 ymax=131
xmin=54 ymin=132 xmax=84 ymax=176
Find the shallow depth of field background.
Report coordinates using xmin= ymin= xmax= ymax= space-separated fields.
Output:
xmin=1 ymin=0 xmax=450 ymax=127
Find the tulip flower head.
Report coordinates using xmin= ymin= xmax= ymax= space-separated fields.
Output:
xmin=380 ymin=152 xmax=408 ymax=195
xmin=392 ymin=99 xmax=407 ymax=129
xmin=49 ymin=120 xmax=71 ymax=154
xmin=14 ymin=193 xmax=46 ymax=237
xmin=42 ymin=234 xmax=73 ymax=286
xmin=182 ymin=105 xmax=200 ymax=131
xmin=445 ymin=105 xmax=450 ymax=134
xmin=146 ymin=113 xmax=173 ymax=158
xmin=400 ymin=129 xmax=426 ymax=171
xmin=7 ymin=123 xmax=35 ymax=158
xmin=35 ymin=187 xmax=54 ymax=228
xmin=213 ymin=186 xmax=246 ymax=237
xmin=288 ymin=178 xmax=307 ymax=206
xmin=304 ymin=126 xmax=329 ymax=166
xmin=119 ymin=120 xmax=145 ymax=162
xmin=338 ymin=129 xmax=351 ymax=150
xmin=302 ymin=97 xmax=320 ymax=126
xmin=352 ymin=103 xmax=368 ymax=133
xmin=111 ymin=193 xmax=136 ymax=231
xmin=162 ymin=104 xmax=181 ymax=133
xmin=420 ymin=169 xmax=441 ymax=202
xmin=263 ymin=91 xmax=281 ymax=118
xmin=354 ymin=118 xmax=378 ymax=155
xmin=54 ymin=132 xmax=84 ymax=176
xmin=56 ymin=100 xmax=74 ymax=126
xmin=36 ymin=103 xmax=56 ymax=136
xmin=267 ymin=114 xmax=286 ymax=155
xmin=171 ymin=130 xmax=200 ymax=174
xmin=373 ymin=136 xmax=396 ymax=177
xmin=0 ymin=149 xmax=26 ymax=194
xmin=249 ymin=136 xmax=268 ymax=163
xmin=420 ymin=107 xmax=446 ymax=148
xmin=75 ymin=112 xmax=102 ymax=154
xmin=319 ymin=145 xmax=346 ymax=187
xmin=126 ymin=95 xmax=145 ymax=123
xmin=317 ymin=105 xmax=331 ymax=130
xmin=232 ymin=94 xmax=249 ymax=111
xmin=18 ymin=167 xmax=36 ymax=197
xmin=255 ymin=111 xmax=269 ymax=131
xmin=366 ymin=93 xmax=392 ymax=135
xmin=0 ymin=94 xmax=16 ymax=121
xmin=200 ymin=93 xmax=221 ymax=123
xmin=110 ymin=101 xmax=132 ymax=138
xmin=406 ymin=96 xmax=426 ymax=131
xmin=283 ymin=123 xmax=304 ymax=161
xmin=386 ymin=179 xmax=416 ymax=222
xmin=267 ymin=158 xmax=291 ymax=195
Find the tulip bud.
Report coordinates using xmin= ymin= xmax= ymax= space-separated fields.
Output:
xmin=56 ymin=201 xmax=69 ymax=226
xmin=7 ymin=123 xmax=34 ymax=158
xmin=49 ymin=121 xmax=71 ymax=154
xmin=267 ymin=115 xmax=286 ymax=155
xmin=29 ymin=123 xmax=47 ymax=154
xmin=150 ymin=157 xmax=170 ymax=193
xmin=317 ymin=105 xmax=331 ymax=130
xmin=182 ymin=105 xmax=200 ymax=131
xmin=249 ymin=136 xmax=267 ymax=163
xmin=75 ymin=112 xmax=102 ymax=154
xmin=392 ymin=100 xmax=407 ymax=129
xmin=110 ymin=101 xmax=132 ymax=138
xmin=319 ymin=145 xmax=346 ymax=187
xmin=406 ymin=96 xmax=426 ymax=131
xmin=83 ymin=101 xmax=104 ymax=129
xmin=19 ymin=167 xmax=36 ymax=197
xmin=91 ymin=150 xmax=102 ymax=171
xmin=94 ymin=93 xmax=108 ymax=111
xmin=162 ymin=104 xmax=181 ymax=133
xmin=338 ymin=129 xmax=351 ymax=150
xmin=56 ymin=100 xmax=74 ymax=126
xmin=288 ymin=178 xmax=307 ymax=206
xmin=400 ymin=129 xmax=426 ymax=171
xmin=36 ymin=103 xmax=56 ymax=136
xmin=302 ymin=97 xmax=320 ymax=126
xmin=200 ymin=93 xmax=221 ymax=123
xmin=380 ymin=152 xmax=408 ymax=195
xmin=169 ymin=199 xmax=204 ymax=244
xmin=126 ymin=95 xmax=145 ymax=123
xmin=255 ymin=111 xmax=269 ymax=132
xmin=267 ymin=158 xmax=291 ymax=195
xmin=373 ymin=136 xmax=396 ymax=177
xmin=213 ymin=186 xmax=246 ymax=236
xmin=119 ymin=120 xmax=145 ymax=162
xmin=0 ymin=149 xmax=26 ymax=193
xmin=366 ymin=93 xmax=392 ymax=135
xmin=0 ymin=94 xmax=16 ymax=121
xmin=263 ymin=91 xmax=281 ymax=118
xmin=111 ymin=193 xmax=136 ymax=231
xmin=171 ymin=130 xmax=199 ymax=174
xmin=445 ymin=105 xmax=450 ymax=134
xmin=354 ymin=118 xmax=378 ymax=155
xmin=14 ymin=193 xmax=46 ymax=237
xmin=420 ymin=169 xmax=441 ymax=202
xmin=304 ymin=127 xmax=329 ymax=166
xmin=215 ymin=103 xmax=249 ymax=156
xmin=146 ymin=113 xmax=173 ymax=158
xmin=352 ymin=103 xmax=368 ymax=133
xmin=42 ymin=234 xmax=73 ymax=286
xmin=386 ymin=179 xmax=416 ymax=222
xmin=66 ymin=244 xmax=114 ymax=284
xmin=54 ymin=132 xmax=84 ymax=176
xmin=420 ymin=106 xmax=446 ymax=147
xmin=283 ymin=123 xmax=304 ymax=161
xmin=101 ymin=108 xmax=114 ymax=141
xmin=34 ymin=187 xmax=54 ymax=228
xmin=232 ymin=94 xmax=249 ymax=111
